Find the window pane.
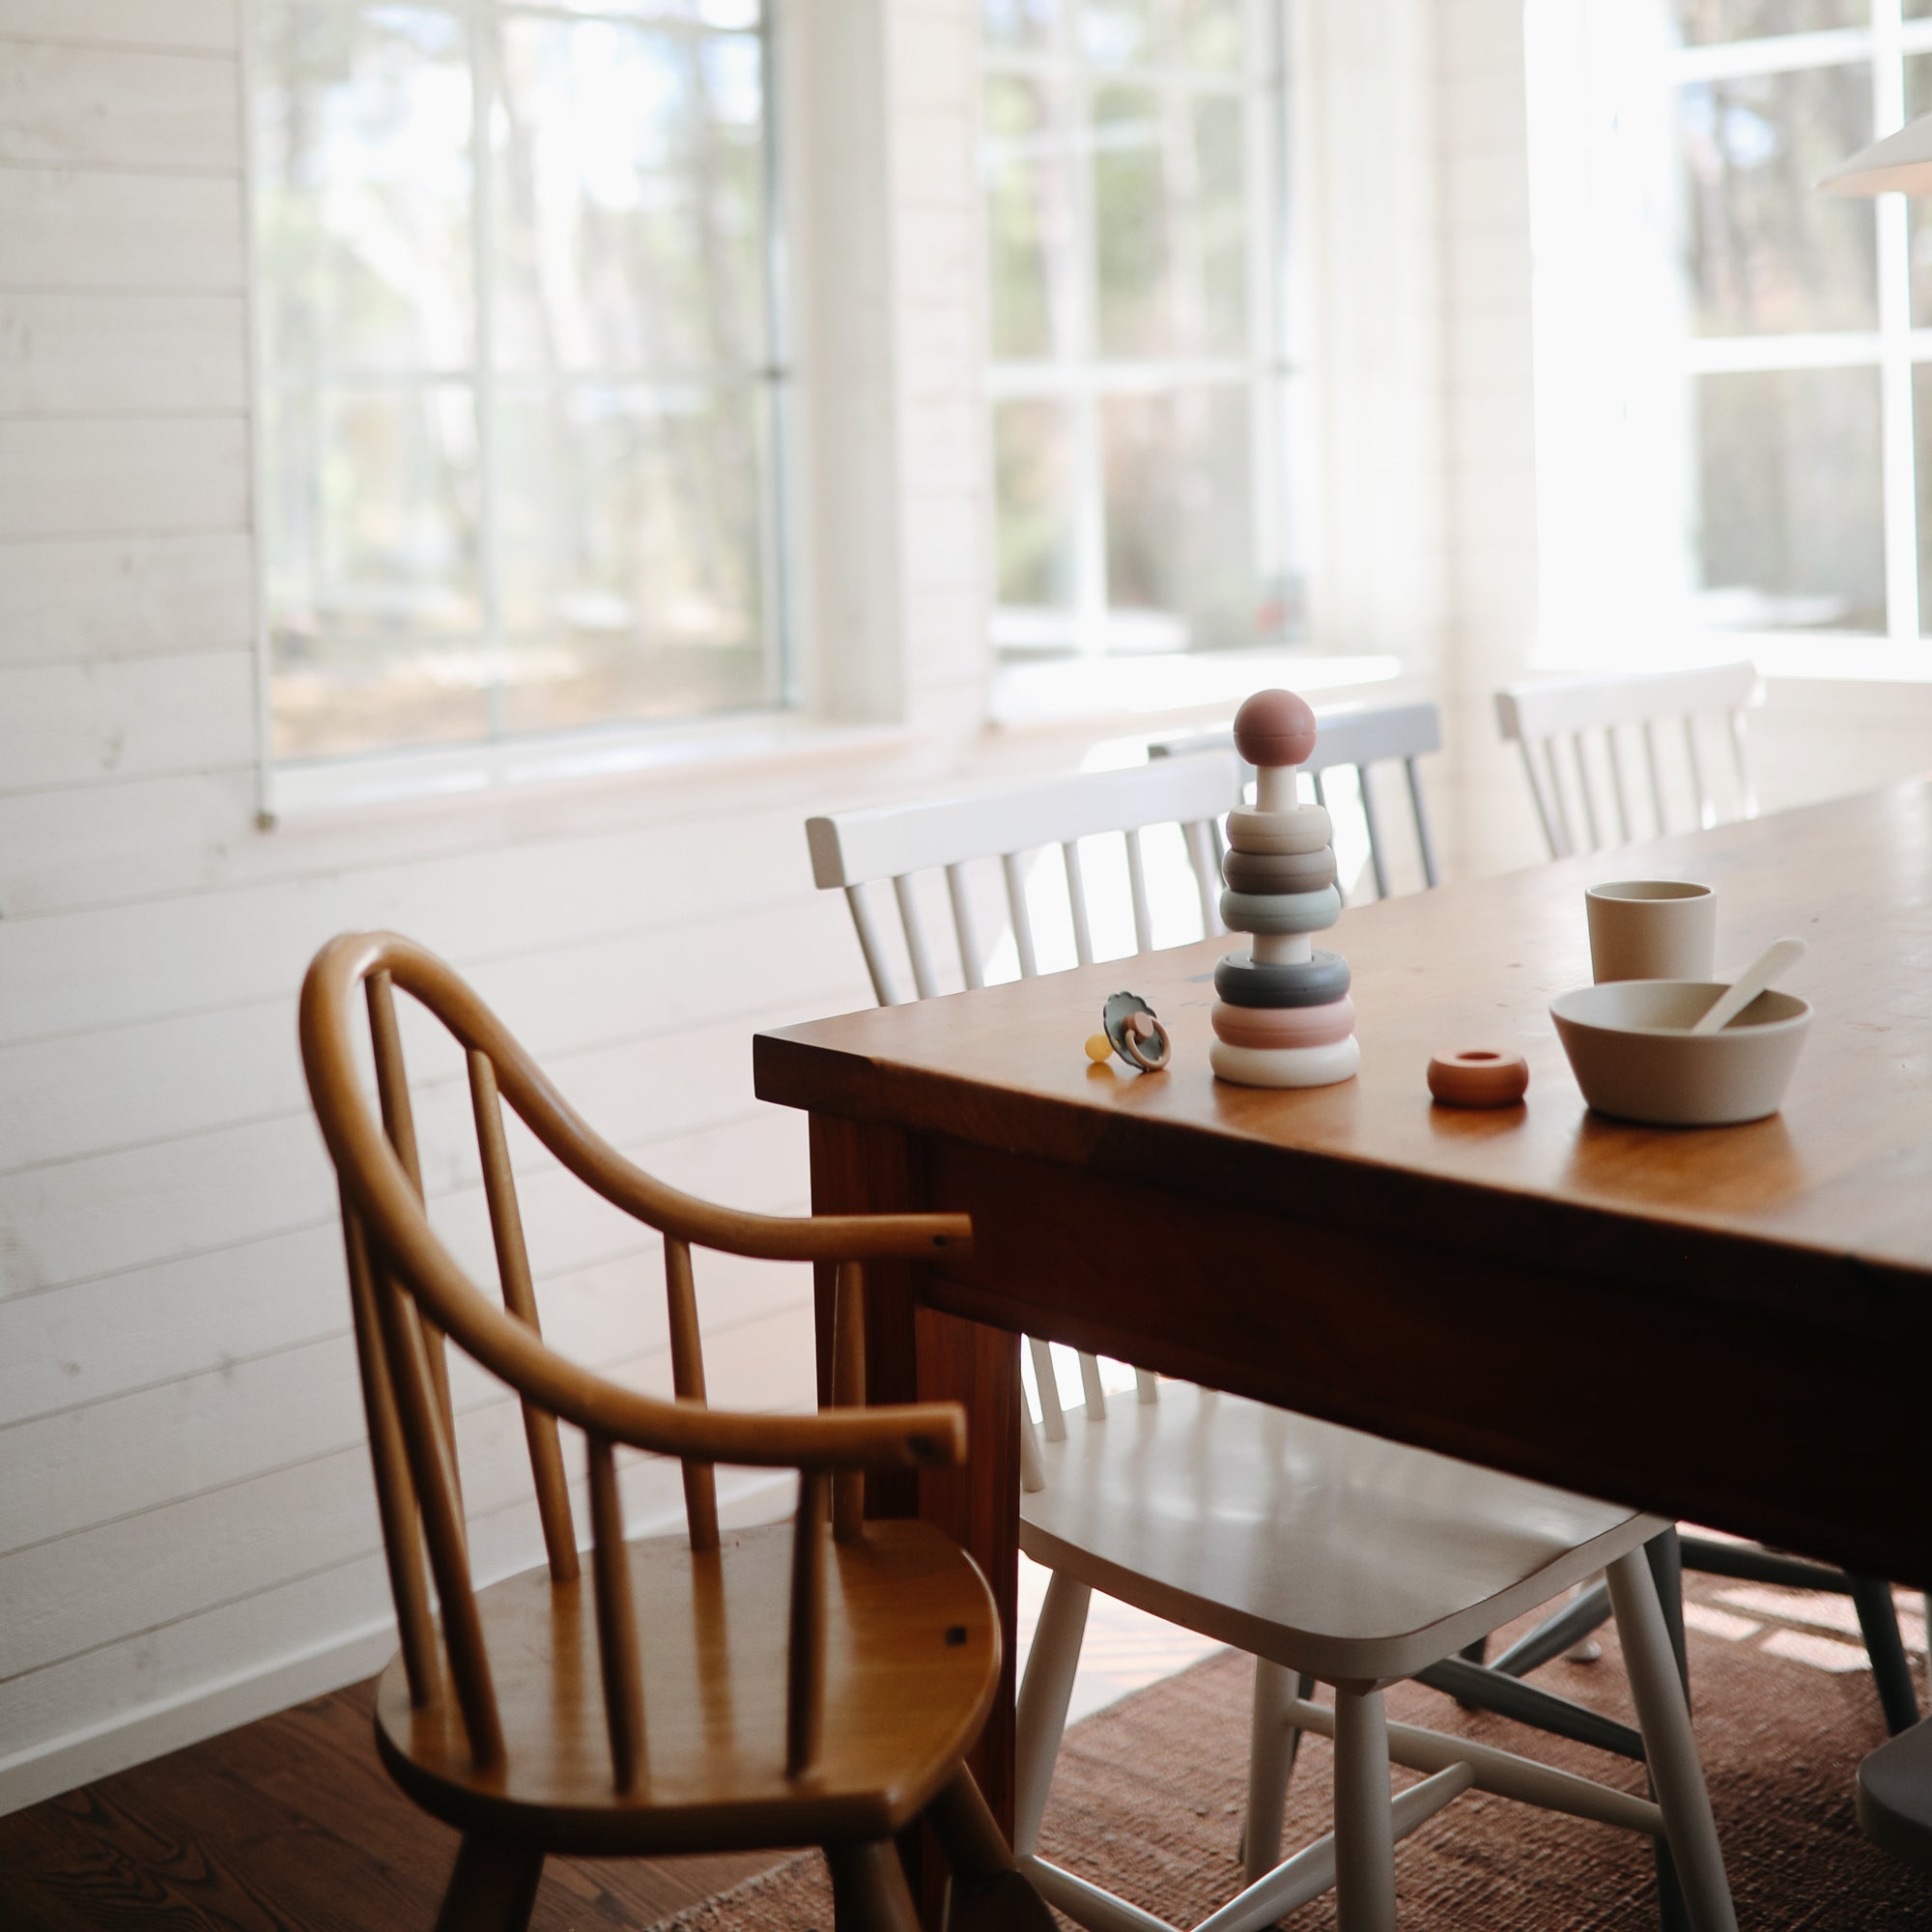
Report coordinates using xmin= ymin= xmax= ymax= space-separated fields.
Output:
xmin=984 ymin=75 xmax=1076 ymax=360
xmin=1174 ymin=0 xmax=1243 ymax=72
xmin=1094 ymin=85 xmax=1171 ymax=356
xmin=496 ymin=385 xmax=770 ymax=733
xmin=1675 ymin=64 xmax=1875 ymax=334
xmin=1914 ymin=368 xmax=1932 ymax=634
xmin=1082 ymin=0 xmax=1153 ymax=68
xmin=496 ymin=19 xmax=765 ymax=373
xmin=267 ymin=384 xmax=486 ymax=756
xmin=994 ymin=400 xmax=1078 ymax=609
xmin=1102 ymin=386 xmax=1257 ymax=647
xmin=1692 ymin=366 xmax=1883 ymax=633
xmin=1667 ymin=1 xmax=1861 ymax=42
xmin=544 ymin=1 xmax=758 ymax=22
xmin=253 ymin=2 xmax=473 ymax=377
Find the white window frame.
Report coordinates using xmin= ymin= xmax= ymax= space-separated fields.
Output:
xmin=244 ymin=0 xmax=803 ymax=819
xmin=1529 ymin=1 xmax=1932 ymax=682
xmin=981 ymin=0 xmax=1304 ymax=702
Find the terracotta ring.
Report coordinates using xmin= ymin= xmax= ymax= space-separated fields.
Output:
xmin=1213 ymin=949 xmax=1351 ymax=1009
xmin=1427 ymin=1049 xmax=1529 ymax=1108
xmin=1226 ymin=805 xmax=1333 ymax=856
xmin=1222 ymin=846 xmax=1337 ymax=895
xmin=1220 ymin=885 xmax=1343 ymax=936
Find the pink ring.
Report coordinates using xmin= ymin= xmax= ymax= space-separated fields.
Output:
xmin=1212 ymin=995 xmax=1355 ymax=1049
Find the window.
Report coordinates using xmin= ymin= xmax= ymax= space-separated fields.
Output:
xmin=250 ymin=0 xmax=783 ymax=765
xmin=1530 ymin=1 xmax=1932 ymax=661
xmin=980 ymin=0 xmax=1298 ymax=665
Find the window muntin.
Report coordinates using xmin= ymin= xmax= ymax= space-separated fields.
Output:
xmin=980 ymin=0 xmax=1298 ymax=664
xmin=252 ymin=0 xmax=782 ymax=764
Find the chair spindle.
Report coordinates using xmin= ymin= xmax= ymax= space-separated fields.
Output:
xmin=1029 ymin=1336 xmax=1066 ymax=1442
xmin=1403 ymin=758 xmax=1440 ymax=888
xmin=1569 ymin=735 xmax=1602 ymax=850
xmin=1123 ymin=828 xmax=1154 ymax=953
xmin=1182 ymin=819 xmax=1221 ymax=933
xmin=830 ymin=1259 xmax=867 ymax=1544
xmin=892 ymin=874 xmax=941 ymax=1000
xmin=1605 ymin=729 xmax=1634 ymax=843
xmin=373 ymin=1247 xmax=504 ymax=1769
xmin=1355 ymin=766 xmax=1392 ymax=898
xmin=1514 ymin=741 xmax=1560 ymax=860
xmin=786 ymin=1471 xmax=829 ymax=1779
xmin=844 ymin=883 xmax=900 ymax=1007
xmin=587 ymin=1434 xmax=646 ymax=1792
xmin=1002 ymin=852 xmax=1039 ymax=977
xmin=664 ymin=1236 xmax=720 ymax=1554
xmin=1640 ymin=719 xmax=1667 ymax=834
xmin=366 ymin=973 xmax=459 ymax=1480
xmin=1728 ymin=710 xmax=1757 ymax=816
xmin=946 ymin=862 xmax=985 ymax=989
xmin=340 ymin=1197 xmax=439 ymax=1703
xmin=1683 ymin=715 xmax=1712 ymax=829
xmin=1062 ymin=840 xmax=1095 ymax=967
xmin=1077 ymin=1352 xmax=1107 ymax=1420
xmin=469 ymin=1050 xmax=579 ymax=1582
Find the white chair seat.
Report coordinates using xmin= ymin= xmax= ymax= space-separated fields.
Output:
xmin=1021 ymin=1382 xmax=1662 ymax=1683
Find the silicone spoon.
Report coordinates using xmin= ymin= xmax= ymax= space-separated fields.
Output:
xmin=1690 ymin=936 xmax=1807 ymax=1036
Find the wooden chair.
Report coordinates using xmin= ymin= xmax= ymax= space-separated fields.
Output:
xmin=1495 ymin=665 xmax=1922 ymax=1736
xmin=298 ymin=930 xmax=1053 ymax=1932
xmin=1151 ymin=696 xmax=1442 ymax=899
xmin=806 ymin=771 xmax=1737 ymax=1931
xmin=1492 ymin=662 xmax=1761 ymax=860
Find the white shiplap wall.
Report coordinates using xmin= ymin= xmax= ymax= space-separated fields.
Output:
xmin=0 ymin=0 xmax=1018 ymax=1812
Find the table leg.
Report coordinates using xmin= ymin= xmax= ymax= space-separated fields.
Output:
xmin=810 ymin=1116 xmax=1022 ymax=1930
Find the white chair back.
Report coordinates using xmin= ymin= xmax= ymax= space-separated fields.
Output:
xmin=807 ymin=755 xmax=1246 ymax=1471
xmin=1493 ymin=663 xmax=1761 ymax=861
xmin=1151 ymin=698 xmax=1442 ymax=900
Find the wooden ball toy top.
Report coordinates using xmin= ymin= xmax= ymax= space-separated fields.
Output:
xmin=1233 ymin=689 xmax=1318 ymax=769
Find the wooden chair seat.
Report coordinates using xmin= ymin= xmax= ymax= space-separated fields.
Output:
xmin=377 ymin=1520 xmax=1000 ymax=1859
xmin=1021 ymin=1382 xmax=1661 ymax=1684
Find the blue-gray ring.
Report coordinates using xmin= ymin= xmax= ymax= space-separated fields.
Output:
xmin=1220 ymin=885 xmax=1343 ymax=935
xmin=1213 ymin=950 xmax=1351 ymax=1009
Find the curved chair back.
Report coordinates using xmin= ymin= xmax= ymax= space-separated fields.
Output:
xmin=1493 ymin=662 xmax=1761 ymax=860
xmin=300 ymin=930 xmax=970 ymax=1790
xmin=1151 ymin=698 xmax=1442 ymax=899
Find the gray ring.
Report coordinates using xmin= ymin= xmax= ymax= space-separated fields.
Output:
xmin=1213 ymin=949 xmax=1351 ymax=1009
xmin=1220 ymin=885 xmax=1342 ymax=935
xmin=1223 ymin=846 xmax=1336 ymax=895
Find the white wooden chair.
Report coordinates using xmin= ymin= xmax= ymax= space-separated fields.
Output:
xmin=1492 ymin=662 xmax=1761 ymax=861
xmin=1151 ymin=697 xmax=1442 ymax=899
xmin=804 ymin=763 xmax=1736 ymax=1932
xmin=1495 ymin=662 xmax=1922 ymax=1738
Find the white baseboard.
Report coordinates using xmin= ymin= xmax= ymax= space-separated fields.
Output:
xmin=0 ymin=1470 xmax=797 ymax=1821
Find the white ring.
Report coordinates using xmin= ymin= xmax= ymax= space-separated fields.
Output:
xmin=1209 ymin=1035 xmax=1360 ymax=1090
xmin=1226 ymin=805 xmax=1333 ymax=856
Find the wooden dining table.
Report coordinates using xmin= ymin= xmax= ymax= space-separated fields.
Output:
xmin=753 ymin=780 xmax=1932 ymax=1910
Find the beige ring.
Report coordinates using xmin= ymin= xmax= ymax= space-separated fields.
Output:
xmin=1226 ymin=805 xmax=1333 ymax=855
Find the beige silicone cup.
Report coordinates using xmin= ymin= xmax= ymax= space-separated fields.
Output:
xmin=1585 ymin=880 xmax=1716 ymax=983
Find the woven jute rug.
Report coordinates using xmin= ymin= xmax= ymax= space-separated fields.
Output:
xmin=646 ymin=1569 xmax=1932 ymax=1929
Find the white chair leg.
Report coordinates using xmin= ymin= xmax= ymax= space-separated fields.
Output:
xmin=1013 ymin=1571 xmax=1091 ymax=1858
xmin=1331 ymin=1683 xmax=1397 ymax=1932
xmin=1608 ymin=1550 xmax=1738 ymax=1932
xmin=1242 ymin=1661 xmax=1299 ymax=1885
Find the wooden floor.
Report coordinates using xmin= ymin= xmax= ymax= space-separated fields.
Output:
xmin=0 ymin=1676 xmax=785 ymax=1932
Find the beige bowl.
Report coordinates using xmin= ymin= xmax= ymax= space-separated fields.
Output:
xmin=1549 ymin=980 xmax=1811 ymax=1126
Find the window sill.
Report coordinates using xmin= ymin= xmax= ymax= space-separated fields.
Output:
xmin=261 ymin=710 xmax=922 ymax=827
xmin=989 ymin=647 xmax=1407 ymax=733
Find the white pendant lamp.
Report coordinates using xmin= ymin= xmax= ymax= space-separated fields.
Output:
xmin=1819 ymin=111 xmax=1932 ymax=196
